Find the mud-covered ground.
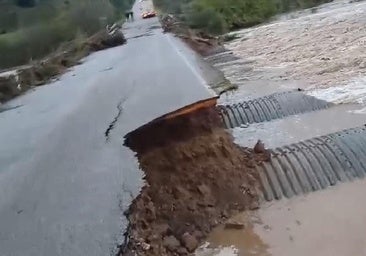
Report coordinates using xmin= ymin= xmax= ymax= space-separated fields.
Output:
xmin=121 ymin=106 xmax=268 ymax=255
xmin=224 ymin=0 xmax=366 ymax=90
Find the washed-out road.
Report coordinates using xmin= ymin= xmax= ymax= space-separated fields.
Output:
xmin=0 ymin=3 xmax=213 ymax=255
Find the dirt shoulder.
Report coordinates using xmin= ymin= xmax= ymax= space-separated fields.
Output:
xmin=0 ymin=29 xmax=126 ymax=104
xmin=159 ymin=15 xmax=237 ymax=96
xmin=160 ymin=14 xmax=224 ymax=56
xmin=121 ymin=105 xmax=268 ymax=255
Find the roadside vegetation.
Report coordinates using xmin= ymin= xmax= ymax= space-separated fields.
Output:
xmin=154 ymin=0 xmax=333 ymax=34
xmin=0 ymin=0 xmax=134 ymax=69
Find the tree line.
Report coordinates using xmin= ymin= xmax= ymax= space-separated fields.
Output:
xmin=154 ymin=0 xmax=333 ymax=34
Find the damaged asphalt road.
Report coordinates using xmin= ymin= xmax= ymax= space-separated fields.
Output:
xmin=0 ymin=5 xmax=213 ymax=256
xmin=105 ymin=98 xmax=127 ymax=141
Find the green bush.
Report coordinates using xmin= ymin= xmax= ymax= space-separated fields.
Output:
xmin=66 ymin=0 xmax=116 ymax=36
xmin=16 ymin=5 xmax=58 ymax=28
xmin=189 ymin=0 xmax=277 ymax=29
xmin=154 ymin=0 xmax=185 ymax=13
xmin=154 ymin=0 xmax=333 ymax=32
xmin=0 ymin=11 xmax=18 ymax=33
xmin=184 ymin=2 xmax=227 ymax=34
xmin=0 ymin=31 xmax=27 ymax=68
xmin=0 ymin=20 xmax=75 ymax=68
xmin=169 ymin=0 xmax=278 ymax=32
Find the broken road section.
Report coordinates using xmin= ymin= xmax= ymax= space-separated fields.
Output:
xmin=121 ymin=99 xmax=269 ymax=255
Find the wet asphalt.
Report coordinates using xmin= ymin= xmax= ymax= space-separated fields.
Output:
xmin=0 ymin=6 xmax=213 ymax=256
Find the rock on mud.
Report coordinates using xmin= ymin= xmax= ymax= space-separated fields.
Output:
xmin=163 ymin=236 xmax=181 ymax=251
xmin=224 ymin=221 xmax=245 ymax=230
xmin=87 ymin=30 xmax=126 ymax=51
xmin=181 ymin=232 xmax=199 ymax=252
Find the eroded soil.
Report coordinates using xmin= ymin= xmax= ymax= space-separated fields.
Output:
xmin=121 ymin=106 xmax=267 ymax=255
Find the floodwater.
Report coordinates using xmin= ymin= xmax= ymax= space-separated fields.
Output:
xmin=223 ymin=0 xmax=366 ymax=92
xmin=232 ymin=104 xmax=366 ymax=149
xmin=199 ymin=0 xmax=366 ymax=255
xmin=308 ymin=76 xmax=366 ymax=104
xmin=214 ymin=0 xmax=366 ymax=105
xmin=197 ymin=213 xmax=270 ymax=256
xmin=200 ymin=179 xmax=366 ymax=256
xmin=254 ymin=179 xmax=366 ymax=256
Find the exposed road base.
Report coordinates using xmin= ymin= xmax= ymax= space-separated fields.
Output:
xmin=121 ymin=105 xmax=268 ymax=255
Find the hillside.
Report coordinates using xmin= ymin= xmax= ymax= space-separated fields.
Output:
xmin=0 ymin=0 xmax=133 ymax=69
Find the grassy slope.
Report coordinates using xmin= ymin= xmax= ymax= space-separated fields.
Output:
xmin=0 ymin=0 xmax=132 ymax=69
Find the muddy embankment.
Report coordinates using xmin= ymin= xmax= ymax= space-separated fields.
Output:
xmin=121 ymin=101 xmax=269 ymax=255
xmin=161 ymin=15 xmax=224 ymax=57
xmin=0 ymin=29 xmax=125 ymax=103
xmin=160 ymin=15 xmax=237 ymax=95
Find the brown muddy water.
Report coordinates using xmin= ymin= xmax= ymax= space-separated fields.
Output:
xmin=197 ymin=0 xmax=366 ymax=255
xmin=197 ymin=212 xmax=270 ymax=256
xmin=198 ymin=179 xmax=366 ymax=256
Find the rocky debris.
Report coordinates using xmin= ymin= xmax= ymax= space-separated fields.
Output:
xmin=224 ymin=221 xmax=245 ymax=230
xmin=181 ymin=233 xmax=199 ymax=252
xmin=254 ymin=140 xmax=266 ymax=154
xmin=254 ymin=140 xmax=271 ymax=161
xmin=163 ymin=236 xmax=181 ymax=251
xmin=155 ymin=223 xmax=170 ymax=236
xmin=87 ymin=30 xmax=126 ymax=51
xmin=249 ymin=200 xmax=260 ymax=210
xmin=107 ymin=23 xmax=122 ymax=34
xmin=0 ymin=67 xmax=58 ymax=103
xmin=180 ymin=33 xmax=224 ymax=56
xmin=121 ymin=106 xmax=268 ymax=255
xmin=177 ymin=247 xmax=189 ymax=255
xmin=141 ymin=242 xmax=151 ymax=251
xmin=161 ymin=14 xmax=182 ymax=34
xmin=16 ymin=62 xmax=65 ymax=89
xmin=0 ymin=76 xmax=20 ymax=103
xmin=160 ymin=14 xmax=224 ymax=56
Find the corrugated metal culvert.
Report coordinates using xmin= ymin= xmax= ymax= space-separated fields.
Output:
xmin=257 ymin=126 xmax=366 ymax=201
xmin=218 ymin=90 xmax=333 ymax=129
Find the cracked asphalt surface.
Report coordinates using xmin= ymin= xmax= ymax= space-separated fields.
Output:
xmin=0 ymin=3 xmax=213 ymax=255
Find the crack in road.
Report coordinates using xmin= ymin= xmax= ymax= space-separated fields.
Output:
xmin=105 ymin=99 xmax=125 ymax=141
xmin=116 ymin=183 xmax=135 ymax=256
xmin=0 ymin=104 xmax=23 ymax=114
